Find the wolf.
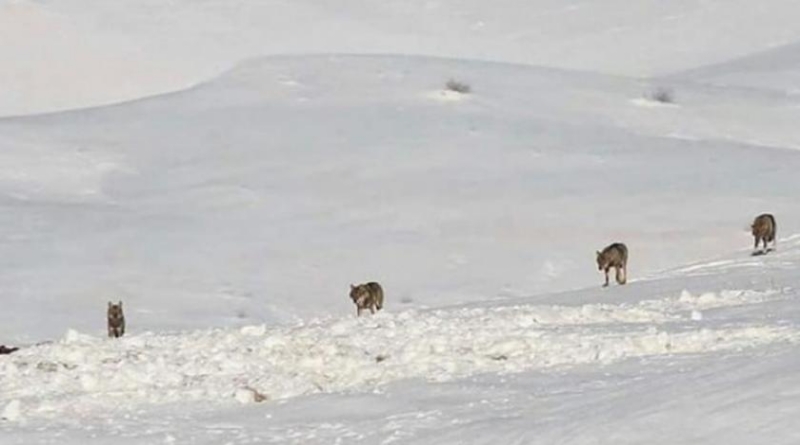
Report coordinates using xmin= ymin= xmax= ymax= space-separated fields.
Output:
xmin=0 ymin=345 xmax=18 ymax=355
xmin=107 ymin=301 xmax=126 ymax=338
xmin=349 ymin=282 xmax=384 ymax=316
xmin=596 ymin=243 xmax=628 ymax=287
xmin=751 ymin=213 xmax=776 ymax=254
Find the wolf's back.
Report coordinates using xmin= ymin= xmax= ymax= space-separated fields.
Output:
xmin=606 ymin=242 xmax=628 ymax=262
xmin=767 ymin=214 xmax=777 ymax=240
xmin=753 ymin=214 xmax=776 ymax=240
xmin=367 ymin=282 xmax=384 ymax=310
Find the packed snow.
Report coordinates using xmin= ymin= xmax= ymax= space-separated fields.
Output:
xmin=3 ymin=0 xmax=800 ymax=444
xmin=1 ymin=287 xmax=792 ymax=420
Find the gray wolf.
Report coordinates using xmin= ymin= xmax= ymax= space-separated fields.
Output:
xmin=349 ymin=282 xmax=384 ymax=316
xmin=0 ymin=345 xmax=18 ymax=355
xmin=751 ymin=213 xmax=776 ymax=253
xmin=107 ymin=301 xmax=126 ymax=338
xmin=597 ymin=243 xmax=628 ymax=287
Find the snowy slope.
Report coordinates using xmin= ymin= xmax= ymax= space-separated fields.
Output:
xmin=2 ymin=236 xmax=800 ymax=443
xmin=1 ymin=53 xmax=800 ymax=444
xmin=3 ymin=0 xmax=800 ymax=443
xmin=5 ymin=0 xmax=800 ymax=116
xmin=2 ymin=55 xmax=800 ymax=343
xmin=667 ymin=40 xmax=800 ymax=94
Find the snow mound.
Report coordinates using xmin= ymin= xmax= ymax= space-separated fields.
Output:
xmin=1 ymin=289 xmax=795 ymax=420
xmin=630 ymin=97 xmax=680 ymax=108
xmin=425 ymin=89 xmax=470 ymax=102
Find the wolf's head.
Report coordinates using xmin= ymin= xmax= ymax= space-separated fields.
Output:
xmin=752 ymin=219 xmax=765 ymax=235
xmin=350 ymin=284 xmax=369 ymax=306
xmin=108 ymin=301 xmax=124 ymax=320
xmin=596 ymin=251 xmax=608 ymax=270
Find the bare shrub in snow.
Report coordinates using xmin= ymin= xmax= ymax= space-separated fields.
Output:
xmin=445 ymin=79 xmax=471 ymax=94
xmin=648 ymin=87 xmax=675 ymax=104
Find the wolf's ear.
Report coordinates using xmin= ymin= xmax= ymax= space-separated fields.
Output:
xmin=596 ymin=251 xmax=601 ymax=256
xmin=108 ymin=301 xmax=113 ymax=308
xmin=118 ymin=301 xmax=123 ymax=307
xmin=350 ymin=284 xmax=355 ymax=290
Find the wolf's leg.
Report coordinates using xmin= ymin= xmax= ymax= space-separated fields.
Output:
xmin=108 ymin=326 xmax=113 ymax=338
xmin=763 ymin=237 xmax=769 ymax=251
xmin=754 ymin=236 xmax=759 ymax=250
xmin=357 ymin=307 xmax=362 ymax=317
xmin=370 ymin=306 xmax=376 ymax=315
xmin=603 ymin=269 xmax=610 ymax=287
xmin=615 ymin=266 xmax=625 ymax=284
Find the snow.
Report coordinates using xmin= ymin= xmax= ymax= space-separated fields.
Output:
xmin=2 ymin=286 xmax=792 ymax=421
xmin=3 ymin=0 xmax=800 ymax=443
xmin=4 ymin=242 xmax=800 ymax=443
xmin=1 ymin=400 xmax=21 ymax=423
xmin=5 ymin=0 xmax=800 ymax=116
xmin=3 ymin=54 xmax=800 ymax=344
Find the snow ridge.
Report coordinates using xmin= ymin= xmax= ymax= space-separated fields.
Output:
xmin=1 ymin=289 xmax=794 ymax=421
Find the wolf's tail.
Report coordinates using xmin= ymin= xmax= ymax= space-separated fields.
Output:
xmin=769 ymin=214 xmax=777 ymax=241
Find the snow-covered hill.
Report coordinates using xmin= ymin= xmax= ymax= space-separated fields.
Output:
xmin=3 ymin=0 xmax=800 ymax=443
xmin=1 ymin=55 xmax=799 ymax=343
xmin=5 ymin=0 xmax=800 ymax=116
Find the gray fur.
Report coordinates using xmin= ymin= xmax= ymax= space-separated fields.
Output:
xmin=349 ymin=282 xmax=384 ymax=317
xmin=596 ymin=243 xmax=628 ymax=287
xmin=751 ymin=213 xmax=776 ymax=253
xmin=107 ymin=301 xmax=126 ymax=338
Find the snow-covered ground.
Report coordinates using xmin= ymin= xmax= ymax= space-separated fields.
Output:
xmin=5 ymin=0 xmax=800 ymax=116
xmin=3 ymin=54 xmax=800 ymax=343
xmin=3 ymin=242 xmax=800 ymax=443
xmin=3 ymin=0 xmax=800 ymax=443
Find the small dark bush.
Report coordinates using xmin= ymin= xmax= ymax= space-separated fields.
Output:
xmin=445 ymin=79 xmax=471 ymax=94
xmin=649 ymin=87 xmax=675 ymax=103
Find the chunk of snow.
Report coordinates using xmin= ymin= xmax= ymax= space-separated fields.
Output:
xmin=63 ymin=329 xmax=95 ymax=345
xmin=2 ymin=400 xmax=21 ymax=422
xmin=235 ymin=387 xmax=268 ymax=404
xmin=240 ymin=325 xmax=267 ymax=336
